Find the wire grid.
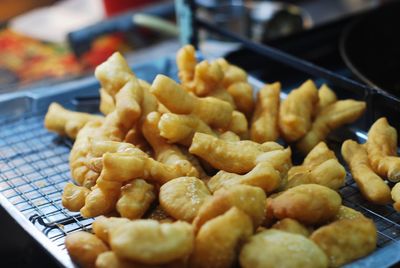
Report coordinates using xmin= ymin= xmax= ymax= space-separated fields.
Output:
xmin=0 ymin=114 xmax=93 ymax=251
xmin=0 ymin=113 xmax=400 ymax=255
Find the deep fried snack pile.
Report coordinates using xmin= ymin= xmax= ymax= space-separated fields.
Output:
xmin=342 ymin=117 xmax=400 ymax=210
xmin=43 ymin=46 xmax=381 ymax=268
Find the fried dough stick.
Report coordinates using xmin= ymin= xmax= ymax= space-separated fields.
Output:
xmin=150 ymin=74 xmax=233 ymax=129
xmin=250 ymin=82 xmax=281 ymax=143
xmin=279 ymin=80 xmax=319 ymax=142
xmin=189 ymin=132 xmax=291 ymax=174
xmin=366 ymin=117 xmax=400 ymax=182
xmin=297 ymin=99 xmax=366 ymax=154
xmin=342 ymin=140 xmax=391 ymax=204
xmin=44 ymin=103 xmax=103 ymax=139
xmin=286 ymin=142 xmax=346 ymax=190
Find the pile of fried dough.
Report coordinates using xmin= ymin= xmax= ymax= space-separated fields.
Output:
xmin=44 ymin=45 xmax=396 ymax=268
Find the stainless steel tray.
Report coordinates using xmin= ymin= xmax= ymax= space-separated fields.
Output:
xmin=0 ymin=56 xmax=399 ymax=267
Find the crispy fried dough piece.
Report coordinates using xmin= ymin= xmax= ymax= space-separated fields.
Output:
xmin=193 ymin=185 xmax=266 ymax=231
xmin=116 ymin=179 xmax=156 ymax=219
xmin=366 ymin=117 xmax=400 ymax=182
xmin=315 ymin=84 xmax=337 ymax=115
xmin=142 ymin=111 xmax=200 ymax=177
xmin=62 ymin=182 xmax=91 ymax=212
xmin=96 ymin=251 xmax=139 ymax=268
xmin=147 ymin=205 xmax=175 ymax=223
xmin=391 ymin=182 xmax=400 ymax=211
xmin=240 ymin=230 xmax=328 ymax=268
xmin=98 ymin=147 xmax=196 ymax=185
xmin=95 ymin=52 xmax=133 ymax=97
xmin=99 ymin=88 xmax=115 ymax=115
xmin=286 ymin=142 xmax=346 ymax=190
xmin=160 ymin=177 xmax=211 ymax=222
xmin=44 ymin=102 xmax=103 ymax=139
xmin=298 ymin=99 xmax=366 ymax=153
xmin=69 ymin=121 xmax=104 ymax=187
xmin=192 ymin=60 xmax=224 ymax=96
xmin=224 ymin=110 xmax=249 ymax=139
xmin=250 ymin=82 xmax=281 ymax=143
xmin=110 ymin=220 xmax=194 ymax=265
xmin=158 ymin=113 xmax=216 ymax=146
xmin=69 ymin=77 xmax=156 ymax=187
xmin=189 ymin=132 xmax=291 ymax=174
xmin=271 ymin=218 xmax=310 ymax=237
xmin=310 ymin=218 xmax=377 ymax=267
xmin=207 ymin=162 xmax=281 ymax=193
xmin=80 ymin=183 xmax=121 ymax=218
xmin=218 ymin=131 xmax=240 ymax=142
xmin=190 ymin=207 xmax=253 ymax=268
xmin=342 ymin=140 xmax=392 ymax=204
xmin=279 ymin=80 xmax=319 ymax=142
xmin=177 ymin=45 xmax=197 ymax=87
xmin=65 ymin=231 xmax=108 ymax=268
xmin=268 ymin=184 xmax=341 ymax=225
xmin=150 ymin=75 xmax=233 ymax=129
xmin=92 ymin=216 xmax=131 ymax=244
xmin=334 ymin=205 xmax=364 ymax=221
xmin=226 ymin=82 xmax=254 ymax=118
xmin=215 ymin=58 xmax=247 ymax=88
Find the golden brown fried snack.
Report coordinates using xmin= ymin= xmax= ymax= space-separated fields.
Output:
xmin=177 ymin=45 xmax=197 ymax=88
xmin=297 ymin=99 xmax=366 ymax=154
xmin=226 ymin=82 xmax=254 ymax=118
xmin=334 ymin=205 xmax=364 ymax=221
xmin=250 ymin=82 xmax=281 ymax=143
xmin=99 ymin=88 xmax=115 ymax=115
xmin=392 ymin=183 xmax=400 ymax=211
xmin=192 ymin=60 xmax=224 ymax=96
xmin=110 ymin=220 xmax=194 ymax=265
xmin=150 ymin=75 xmax=233 ymax=129
xmin=193 ymin=185 xmax=266 ymax=231
xmin=96 ymin=251 xmax=138 ymax=268
xmin=92 ymin=216 xmax=131 ymax=244
xmin=69 ymin=121 xmax=104 ymax=187
xmin=218 ymin=131 xmax=240 ymax=142
xmin=279 ymin=80 xmax=319 ymax=142
xmin=310 ymin=218 xmax=377 ymax=267
xmin=142 ymin=111 xmax=201 ymax=177
xmin=190 ymin=207 xmax=253 ymax=268
xmin=62 ymin=182 xmax=91 ymax=212
xmin=224 ymin=110 xmax=249 ymax=139
xmin=240 ymin=230 xmax=328 ymax=268
xmin=215 ymin=58 xmax=247 ymax=88
xmin=271 ymin=218 xmax=310 ymax=237
xmin=80 ymin=183 xmax=121 ymax=218
xmin=65 ymin=231 xmax=108 ymax=268
xmin=366 ymin=117 xmax=400 ymax=182
xmin=189 ymin=132 xmax=291 ymax=174
xmin=160 ymin=177 xmax=211 ymax=222
xmin=342 ymin=140 xmax=392 ymax=204
xmin=98 ymin=148 xmax=196 ymax=185
xmin=207 ymin=162 xmax=281 ymax=193
xmin=44 ymin=102 xmax=104 ymax=139
xmin=158 ymin=113 xmax=216 ymax=146
xmin=286 ymin=142 xmax=346 ymax=190
xmin=95 ymin=52 xmax=133 ymax=97
xmin=116 ymin=179 xmax=156 ymax=219
xmin=315 ymin=84 xmax=337 ymax=115
xmin=267 ymin=184 xmax=341 ymax=225
xmin=147 ymin=206 xmax=175 ymax=223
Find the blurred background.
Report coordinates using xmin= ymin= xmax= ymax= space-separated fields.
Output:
xmin=0 ymin=0 xmax=396 ymax=95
